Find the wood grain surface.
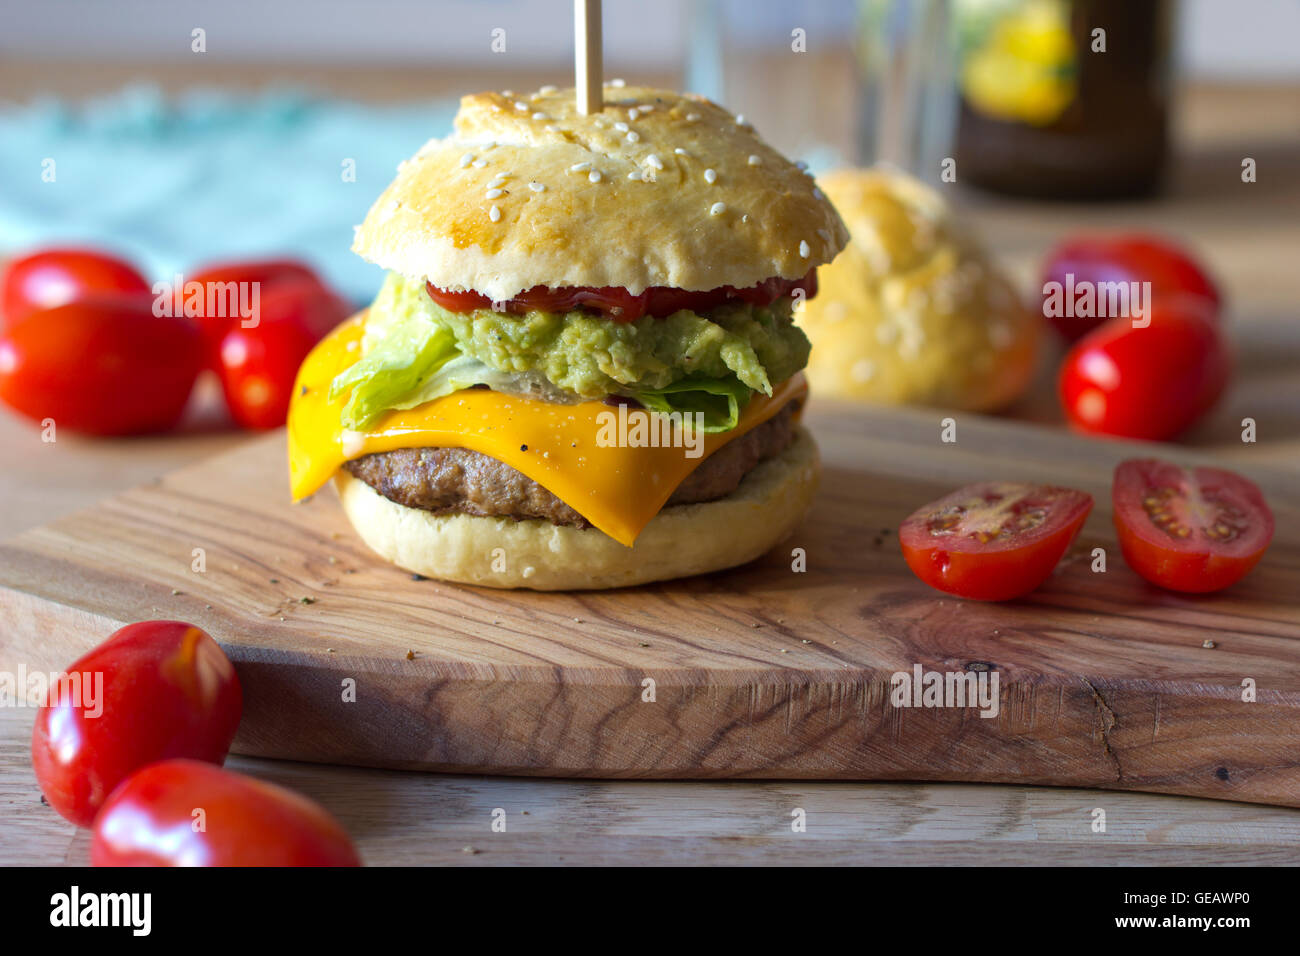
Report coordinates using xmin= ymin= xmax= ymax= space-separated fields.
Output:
xmin=5 ymin=708 xmax=1298 ymax=866
xmin=1 ymin=403 xmax=1296 ymax=807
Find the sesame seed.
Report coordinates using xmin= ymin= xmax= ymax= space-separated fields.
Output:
xmin=735 ymin=114 xmax=746 ymax=125
xmin=539 ymin=85 xmax=557 ymax=94
xmin=710 ymin=202 xmax=726 ymax=216
xmin=799 ymin=240 xmax=811 ymax=258
xmin=748 ymin=154 xmax=761 ymax=165
xmin=674 ymin=147 xmax=688 ymax=156
xmin=472 ymin=159 xmax=487 ymax=168
xmin=645 ymin=153 xmax=664 ymax=169
xmin=487 ymin=174 xmax=507 ymax=188
xmin=625 ymin=131 xmax=640 ymax=143
xmin=610 ymin=78 xmax=626 ymax=88
xmin=528 ymin=181 xmax=546 ymax=192
xmin=686 ymin=113 xmax=701 ymax=122
xmin=514 ymin=101 xmax=528 ymax=111
xmin=795 ymin=160 xmax=809 ymax=171
xmin=614 ymin=121 xmax=629 ymax=132
xmin=459 ymin=153 xmax=474 ymax=167
xmin=588 ymin=170 xmax=602 ymax=183
xmin=627 ymin=107 xmax=640 ymax=119
xmin=570 ymin=162 xmax=591 ymax=172
xmin=489 ymin=205 xmax=502 ymax=222
xmin=703 ymin=168 xmax=717 ymax=184
xmin=485 ymin=188 xmax=504 ymax=199
xmin=628 ymin=170 xmax=641 ymax=180
xmin=532 ymin=112 xmax=548 ymax=121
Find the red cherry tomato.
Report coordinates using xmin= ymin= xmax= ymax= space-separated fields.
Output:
xmin=92 ymin=760 xmax=361 ymax=867
xmin=1041 ymin=234 xmax=1221 ymax=341
xmin=0 ymin=247 xmax=151 ymax=328
xmin=1059 ymin=295 xmax=1229 ymax=441
xmin=187 ymin=258 xmax=328 ymax=367
xmin=31 ymin=621 xmax=242 ymax=828
xmin=1112 ymin=458 xmax=1273 ymax=593
xmin=900 ymin=482 xmax=1094 ymax=601
xmin=0 ymin=295 xmax=202 ymax=435
xmin=426 ymin=270 xmax=817 ymax=322
xmin=216 ymin=278 xmax=350 ymax=429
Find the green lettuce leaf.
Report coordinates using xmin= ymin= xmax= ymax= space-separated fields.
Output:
xmin=630 ymin=376 xmax=753 ymax=433
xmin=328 ymin=317 xmax=458 ymax=429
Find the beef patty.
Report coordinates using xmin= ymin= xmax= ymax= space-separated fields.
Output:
xmin=343 ymin=404 xmax=796 ymax=527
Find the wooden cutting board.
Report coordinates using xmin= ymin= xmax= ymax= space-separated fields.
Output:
xmin=1 ymin=402 xmax=1297 ymax=807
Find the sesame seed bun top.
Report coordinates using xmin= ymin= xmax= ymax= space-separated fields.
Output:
xmin=351 ymin=86 xmax=849 ymax=302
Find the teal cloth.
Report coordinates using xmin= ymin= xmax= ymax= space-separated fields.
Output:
xmin=0 ymin=86 xmax=458 ymax=305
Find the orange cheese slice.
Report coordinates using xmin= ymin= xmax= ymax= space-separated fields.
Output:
xmin=288 ymin=315 xmax=807 ymax=547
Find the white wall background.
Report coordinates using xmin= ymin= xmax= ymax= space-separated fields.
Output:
xmin=2 ymin=0 xmax=1298 ymax=78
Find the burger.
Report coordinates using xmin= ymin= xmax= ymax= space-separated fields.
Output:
xmin=288 ymin=86 xmax=847 ymax=589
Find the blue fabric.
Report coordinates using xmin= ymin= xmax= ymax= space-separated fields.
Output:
xmin=0 ymin=86 xmax=458 ymax=306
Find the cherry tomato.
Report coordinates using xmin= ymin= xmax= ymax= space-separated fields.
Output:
xmin=900 ymin=482 xmax=1094 ymax=601
xmin=1058 ymin=295 xmax=1229 ymax=441
xmin=92 ymin=759 xmax=361 ymax=867
xmin=0 ymin=295 xmax=202 ymax=435
xmin=1113 ymin=458 xmax=1273 ymax=593
xmin=0 ymin=247 xmax=151 ymax=329
xmin=187 ymin=258 xmax=328 ymax=367
xmin=31 ymin=621 xmax=242 ymax=828
xmin=426 ymin=270 xmax=816 ymax=322
xmin=1041 ymin=234 xmax=1221 ymax=341
xmin=216 ymin=277 xmax=350 ymax=429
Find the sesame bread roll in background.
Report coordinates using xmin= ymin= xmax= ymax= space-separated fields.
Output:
xmin=798 ymin=167 xmax=1039 ymax=412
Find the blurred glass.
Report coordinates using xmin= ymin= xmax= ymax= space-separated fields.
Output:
xmin=685 ymin=0 xmax=861 ymax=166
xmin=855 ymin=0 xmax=956 ymax=175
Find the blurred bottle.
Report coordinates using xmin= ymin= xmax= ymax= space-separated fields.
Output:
xmin=952 ymin=0 xmax=1173 ymax=199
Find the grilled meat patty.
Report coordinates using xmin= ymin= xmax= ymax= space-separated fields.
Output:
xmin=343 ymin=404 xmax=796 ymax=527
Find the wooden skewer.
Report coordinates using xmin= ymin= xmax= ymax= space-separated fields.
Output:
xmin=575 ymin=0 xmax=603 ymax=114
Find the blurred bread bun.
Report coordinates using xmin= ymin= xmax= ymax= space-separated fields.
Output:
xmin=353 ymin=87 xmax=848 ymax=302
xmin=798 ymin=167 xmax=1038 ymax=411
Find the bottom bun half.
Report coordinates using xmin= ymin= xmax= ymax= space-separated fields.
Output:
xmin=334 ymin=425 xmax=821 ymax=590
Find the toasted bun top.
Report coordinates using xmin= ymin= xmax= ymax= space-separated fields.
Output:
xmin=352 ymin=86 xmax=849 ymax=301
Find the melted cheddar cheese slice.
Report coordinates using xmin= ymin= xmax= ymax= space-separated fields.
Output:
xmin=288 ymin=316 xmax=807 ymax=547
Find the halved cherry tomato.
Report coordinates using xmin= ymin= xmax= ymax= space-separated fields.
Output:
xmin=215 ymin=277 xmax=350 ymax=429
xmin=31 ymin=621 xmax=242 ymax=827
xmin=1059 ymin=295 xmax=1229 ymax=441
xmin=0 ymin=247 xmax=151 ymax=328
xmin=900 ymin=482 xmax=1094 ymax=601
xmin=93 ymin=759 xmax=361 ymax=867
xmin=0 ymin=295 xmax=202 ymax=435
xmin=426 ymin=270 xmax=817 ymax=322
xmin=187 ymin=258 xmax=329 ymax=368
xmin=1041 ymin=234 xmax=1221 ymax=341
xmin=1113 ymin=458 xmax=1273 ymax=593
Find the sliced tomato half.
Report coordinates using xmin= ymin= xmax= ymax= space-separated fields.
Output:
xmin=900 ymin=482 xmax=1094 ymax=601
xmin=1112 ymin=458 xmax=1274 ymax=593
